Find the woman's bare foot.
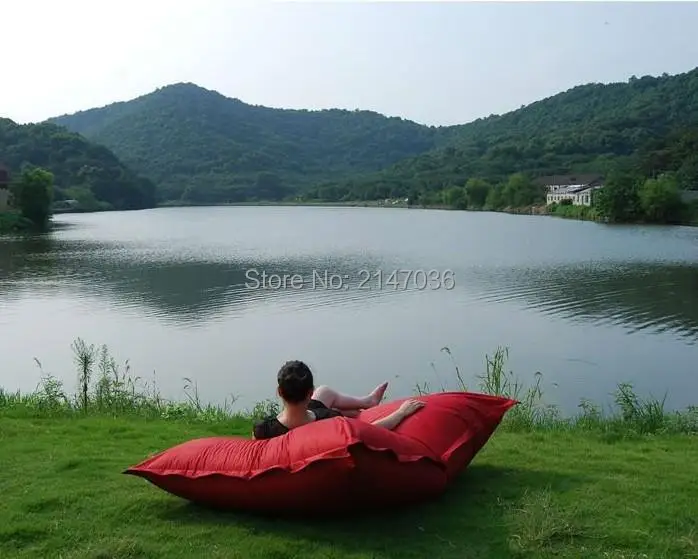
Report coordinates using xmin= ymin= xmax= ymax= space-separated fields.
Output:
xmin=366 ymin=382 xmax=389 ymax=407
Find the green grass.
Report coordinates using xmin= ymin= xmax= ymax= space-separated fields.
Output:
xmin=1 ymin=339 xmax=697 ymax=558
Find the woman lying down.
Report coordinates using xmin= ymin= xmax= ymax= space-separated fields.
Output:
xmin=253 ymin=360 xmax=425 ymax=440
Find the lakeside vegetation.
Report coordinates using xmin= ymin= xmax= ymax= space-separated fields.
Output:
xmin=0 ymin=118 xmax=156 ymax=216
xmin=1 ymin=340 xmax=697 ymax=557
xmin=4 ymin=339 xmax=696 ymax=436
xmin=161 ymin=169 xmax=698 ymax=227
xmin=419 ymin=169 xmax=698 ymax=226
xmin=0 ymin=167 xmax=55 ymax=233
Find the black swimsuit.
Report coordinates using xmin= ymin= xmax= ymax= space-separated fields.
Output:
xmin=253 ymin=399 xmax=343 ymax=440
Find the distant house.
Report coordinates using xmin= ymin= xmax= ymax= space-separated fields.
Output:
xmin=535 ymin=174 xmax=604 ymax=207
xmin=0 ymin=163 xmax=10 ymax=211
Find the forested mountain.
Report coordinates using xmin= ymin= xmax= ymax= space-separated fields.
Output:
xmin=49 ymin=83 xmax=445 ymax=204
xmin=315 ymin=68 xmax=698 ymax=201
xmin=0 ymin=119 xmax=156 ymax=210
xmin=48 ymin=68 xmax=698 ymax=207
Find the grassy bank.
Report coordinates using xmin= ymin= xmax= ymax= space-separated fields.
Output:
xmin=1 ymin=341 xmax=697 ymax=558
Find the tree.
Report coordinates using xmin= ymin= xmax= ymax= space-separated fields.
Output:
xmin=14 ymin=167 xmax=54 ymax=229
xmin=443 ymin=186 xmax=467 ymax=209
xmin=254 ymin=172 xmax=287 ymax=201
xmin=464 ymin=178 xmax=491 ymax=209
xmin=676 ymin=156 xmax=698 ymax=190
xmin=501 ymin=173 xmax=544 ymax=207
xmin=484 ymin=184 xmax=505 ymax=210
xmin=64 ymin=185 xmax=103 ymax=211
xmin=637 ymin=174 xmax=684 ymax=223
xmin=595 ymin=171 xmax=642 ymax=222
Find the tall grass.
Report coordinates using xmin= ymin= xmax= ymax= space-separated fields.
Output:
xmin=418 ymin=345 xmax=698 ymax=436
xmin=2 ymin=338 xmax=252 ymax=423
xmin=1 ymin=338 xmax=696 ymax=436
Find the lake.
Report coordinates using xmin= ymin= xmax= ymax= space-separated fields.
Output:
xmin=1 ymin=206 xmax=697 ymax=415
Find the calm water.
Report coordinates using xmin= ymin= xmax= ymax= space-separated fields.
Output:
xmin=1 ymin=206 xmax=697 ymax=414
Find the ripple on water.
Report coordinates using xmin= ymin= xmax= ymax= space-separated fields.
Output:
xmin=464 ymin=262 xmax=698 ymax=343
xmin=26 ymin=248 xmax=419 ymax=326
xmin=3 ymin=218 xmax=698 ymax=344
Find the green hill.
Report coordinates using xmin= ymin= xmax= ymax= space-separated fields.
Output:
xmin=315 ymin=68 xmax=698 ymax=201
xmin=48 ymin=83 xmax=446 ymax=204
xmin=47 ymin=69 xmax=698 ymax=207
xmin=0 ymin=119 xmax=156 ymax=211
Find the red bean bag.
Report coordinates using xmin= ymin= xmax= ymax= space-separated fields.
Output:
xmin=357 ymin=391 xmax=517 ymax=480
xmin=124 ymin=391 xmax=516 ymax=513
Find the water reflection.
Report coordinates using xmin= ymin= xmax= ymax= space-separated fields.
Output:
xmin=0 ymin=234 xmax=408 ymax=325
xmin=2 ymin=232 xmax=698 ymax=341
xmin=465 ymin=263 xmax=698 ymax=343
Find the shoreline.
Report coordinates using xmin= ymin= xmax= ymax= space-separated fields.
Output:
xmin=37 ymin=200 xmax=696 ymax=228
xmin=155 ymin=200 xmax=698 ymax=226
xmin=3 ymin=340 xmax=696 ymax=434
xmin=3 ymin=407 xmax=696 ymax=558
xmin=2 ymin=340 xmax=697 ymax=558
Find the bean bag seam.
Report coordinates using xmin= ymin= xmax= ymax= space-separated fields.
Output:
xmin=441 ymin=399 xmax=518 ymax=463
xmin=124 ymin=440 xmax=445 ymax=481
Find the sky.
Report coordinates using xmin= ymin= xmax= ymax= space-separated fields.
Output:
xmin=3 ymin=0 xmax=698 ymax=127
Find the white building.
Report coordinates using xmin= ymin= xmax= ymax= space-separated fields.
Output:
xmin=535 ymin=174 xmax=604 ymax=207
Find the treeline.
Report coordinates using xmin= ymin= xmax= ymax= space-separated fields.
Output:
xmin=405 ymin=173 xmax=547 ymax=211
xmin=307 ymin=125 xmax=698 ymax=206
xmin=306 ymin=70 xmax=698 ymax=206
xmin=353 ymin=167 xmax=696 ymax=226
xmin=0 ymin=118 xmax=156 ymax=212
xmin=548 ymin=172 xmax=698 ymax=226
xmin=595 ymin=171 xmax=697 ymax=224
xmin=0 ymin=167 xmax=54 ymax=232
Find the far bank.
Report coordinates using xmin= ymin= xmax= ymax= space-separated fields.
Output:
xmin=7 ymin=198 xmax=695 ymax=235
xmin=155 ymin=199 xmax=698 ymax=227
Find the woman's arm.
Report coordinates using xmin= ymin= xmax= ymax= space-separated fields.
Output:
xmin=370 ymin=399 xmax=424 ymax=430
xmin=370 ymin=409 xmax=407 ymax=430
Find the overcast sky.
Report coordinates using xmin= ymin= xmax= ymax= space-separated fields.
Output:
xmin=3 ymin=1 xmax=698 ymax=127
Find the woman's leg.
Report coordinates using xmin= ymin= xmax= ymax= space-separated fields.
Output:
xmin=313 ymin=382 xmax=388 ymax=411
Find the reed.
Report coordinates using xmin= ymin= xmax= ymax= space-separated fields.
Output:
xmin=1 ymin=338 xmax=696 ymax=436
